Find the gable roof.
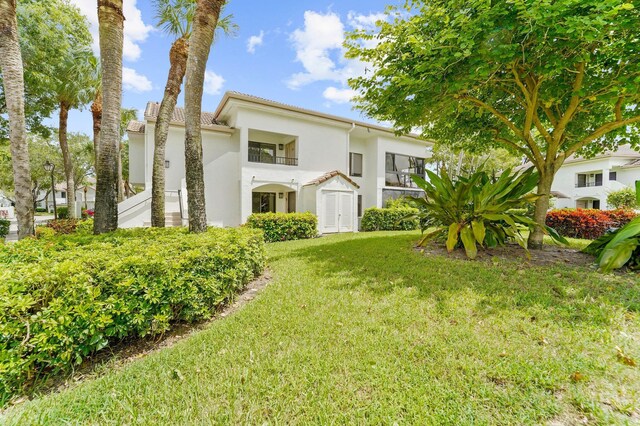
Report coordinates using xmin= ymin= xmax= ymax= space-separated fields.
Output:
xmin=144 ymin=102 xmax=226 ymax=126
xmin=215 ymin=91 xmax=427 ymax=143
xmin=127 ymin=120 xmax=145 ymax=133
xmin=304 ymin=170 xmax=360 ymax=189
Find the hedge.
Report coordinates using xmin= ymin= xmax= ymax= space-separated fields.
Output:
xmin=545 ymin=208 xmax=637 ymax=240
xmin=0 ymin=219 xmax=9 ymax=240
xmin=246 ymin=212 xmax=317 ymax=242
xmin=361 ymin=207 xmax=419 ymax=231
xmin=0 ymin=227 xmax=265 ymax=403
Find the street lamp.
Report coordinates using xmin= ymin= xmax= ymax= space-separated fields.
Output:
xmin=44 ymin=161 xmax=57 ymax=219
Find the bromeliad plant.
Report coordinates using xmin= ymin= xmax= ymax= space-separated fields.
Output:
xmin=583 ymin=216 xmax=640 ymax=272
xmin=410 ymin=167 xmax=566 ymax=258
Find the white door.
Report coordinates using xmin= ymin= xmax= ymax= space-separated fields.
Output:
xmin=321 ymin=191 xmax=354 ymax=233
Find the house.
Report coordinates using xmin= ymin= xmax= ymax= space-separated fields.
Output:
xmin=36 ymin=181 xmax=96 ymax=215
xmin=551 ymin=145 xmax=640 ymax=209
xmin=123 ymin=91 xmax=432 ymax=232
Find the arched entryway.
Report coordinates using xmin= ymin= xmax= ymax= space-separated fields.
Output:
xmin=251 ymin=183 xmax=297 ymax=214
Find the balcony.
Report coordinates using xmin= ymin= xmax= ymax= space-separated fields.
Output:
xmin=575 ymin=181 xmax=602 ymax=188
xmin=248 ymin=153 xmax=298 ymax=166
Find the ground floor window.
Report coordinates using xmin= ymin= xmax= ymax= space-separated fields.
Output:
xmin=357 ymin=195 xmax=363 ymax=217
xmin=252 ymin=192 xmax=276 ymax=213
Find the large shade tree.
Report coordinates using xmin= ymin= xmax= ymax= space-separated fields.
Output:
xmin=0 ymin=0 xmax=33 ymax=238
xmin=346 ymin=0 xmax=640 ymax=248
xmin=182 ymin=0 xmax=226 ymax=233
xmin=151 ymin=0 xmax=235 ymax=227
xmin=94 ymin=0 xmax=124 ymax=234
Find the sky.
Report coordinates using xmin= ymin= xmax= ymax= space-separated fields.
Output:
xmin=62 ymin=0 xmax=400 ymax=136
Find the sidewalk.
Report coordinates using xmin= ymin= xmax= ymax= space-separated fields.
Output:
xmin=5 ymin=215 xmax=55 ymax=242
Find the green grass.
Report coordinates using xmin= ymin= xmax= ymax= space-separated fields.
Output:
xmin=3 ymin=231 xmax=639 ymax=424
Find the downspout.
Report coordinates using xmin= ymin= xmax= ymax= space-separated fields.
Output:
xmin=342 ymin=123 xmax=356 ymax=234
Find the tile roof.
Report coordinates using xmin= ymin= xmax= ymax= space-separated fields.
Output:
xmin=126 ymin=120 xmax=145 ymax=133
xmin=143 ymin=101 xmax=226 ymax=126
xmin=305 ymin=170 xmax=360 ymax=189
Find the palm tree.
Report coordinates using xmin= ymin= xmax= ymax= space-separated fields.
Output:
xmin=151 ymin=0 xmax=236 ymax=227
xmin=55 ymin=47 xmax=95 ymax=219
xmin=183 ymin=0 xmax=226 ymax=233
xmin=94 ymin=0 xmax=124 ymax=234
xmin=0 ymin=0 xmax=34 ymax=238
xmin=118 ymin=108 xmax=137 ymax=201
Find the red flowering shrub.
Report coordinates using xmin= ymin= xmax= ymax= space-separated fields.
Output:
xmin=545 ymin=209 xmax=637 ymax=240
xmin=45 ymin=219 xmax=79 ymax=234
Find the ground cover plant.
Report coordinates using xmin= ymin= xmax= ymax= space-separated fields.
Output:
xmin=410 ymin=167 xmax=566 ymax=258
xmin=584 ymin=216 xmax=640 ymax=272
xmin=0 ymin=227 xmax=265 ymax=404
xmin=246 ymin=212 xmax=317 ymax=242
xmin=2 ymin=231 xmax=638 ymax=424
xmin=0 ymin=219 xmax=9 ymax=241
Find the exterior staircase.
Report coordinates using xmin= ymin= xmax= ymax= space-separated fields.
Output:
xmin=143 ymin=211 xmax=183 ymax=227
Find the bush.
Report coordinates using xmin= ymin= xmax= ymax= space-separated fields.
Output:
xmin=545 ymin=209 xmax=637 ymax=240
xmin=45 ymin=218 xmax=78 ymax=234
xmin=56 ymin=206 xmax=69 ymax=219
xmin=35 ymin=207 xmax=47 ymax=213
xmin=34 ymin=226 xmax=56 ymax=240
xmin=246 ymin=212 xmax=317 ymax=242
xmin=0 ymin=227 xmax=265 ymax=403
xmin=384 ymin=196 xmax=417 ymax=209
xmin=607 ymin=188 xmax=638 ymax=210
xmin=75 ymin=218 xmax=94 ymax=234
xmin=0 ymin=219 xmax=9 ymax=240
xmin=361 ymin=207 xmax=419 ymax=231
xmin=584 ymin=217 xmax=640 ymax=272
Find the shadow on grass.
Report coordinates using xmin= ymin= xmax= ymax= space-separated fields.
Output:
xmin=274 ymin=232 xmax=640 ymax=325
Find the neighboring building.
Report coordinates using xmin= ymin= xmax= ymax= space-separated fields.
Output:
xmin=36 ymin=181 xmax=96 ymax=215
xmin=123 ymin=91 xmax=432 ymax=232
xmin=552 ymin=145 xmax=640 ymax=210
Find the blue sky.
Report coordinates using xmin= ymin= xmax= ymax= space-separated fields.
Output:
xmin=63 ymin=0 xmax=399 ymax=135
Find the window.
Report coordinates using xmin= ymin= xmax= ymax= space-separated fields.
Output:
xmin=576 ymin=173 xmax=603 ymax=188
xmin=385 ymin=153 xmax=425 ymax=188
xmin=357 ymin=195 xmax=363 ymax=217
xmin=349 ymin=152 xmax=363 ymax=177
xmin=60 ymin=191 xmax=66 ymax=199
xmin=593 ymin=200 xmax=601 ymax=209
xmin=248 ymin=141 xmax=276 ymax=164
xmin=252 ymin=192 xmax=276 ymax=213
xmin=609 ymin=171 xmax=617 ymax=181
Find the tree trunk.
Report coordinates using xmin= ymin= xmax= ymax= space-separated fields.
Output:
xmin=94 ymin=0 xmax=123 ymax=234
xmin=58 ymin=102 xmax=77 ymax=218
xmin=183 ymin=0 xmax=224 ymax=233
xmin=91 ymin=89 xmax=102 ymax=168
xmin=529 ymin=169 xmax=554 ymax=250
xmin=0 ymin=0 xmax=34 ymax=238
xmin=152 ymin=35 xmax=189 ymax=227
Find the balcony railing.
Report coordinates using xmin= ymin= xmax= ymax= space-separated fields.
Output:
xmin=575 ymin=182 xmax=602 ymax=188
xmin=248 ymin=153 xmax=298 ymax=166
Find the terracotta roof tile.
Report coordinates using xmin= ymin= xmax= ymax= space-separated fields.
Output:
xmin=305 ymin=170 xmax=360 ymax=189
xmin=126 ymin=120 xmax=145 ymax=133
xmin=143 ymin=102 xmax=226 ymax=126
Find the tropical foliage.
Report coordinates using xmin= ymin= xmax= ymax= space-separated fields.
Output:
xmin=0 ymin=227 xmax=265 ymax=403
xmin=410 ymin=167 xmax=566 ymax=258
xmin=0 ymin=219 xmax=9 ymax=240
xmin=361 ymin=207 xmax=419 ymax=232
xmin=584 ymin=216 xmax=640 ymax=272
xmin=546 ymin=208 xmax=637 ymax=240
xmin=346 ymin=0 xmax=640 ymax=248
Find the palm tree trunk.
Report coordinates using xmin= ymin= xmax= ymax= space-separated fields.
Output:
xmin=91 ymin=89 xmax=102 ymax=167
xmin=58 ymin=102 xmax=77 ymax=218
xmin=152 ymin=35 xmax=189 ymax=227
xmin=183 ymin=0 xmax=224 ymax=233
xmin=0 ymin=0 xmax=34 ymax=238
xmin=94 ymin=0 xmax=123 ymax=234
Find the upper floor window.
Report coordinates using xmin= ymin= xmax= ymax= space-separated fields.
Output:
xmin=576 ymin=172 xmax=602 ymax=188
xmin=349 ymin=152 xmax=363 ymax=177
xmin=385 ymin=153 xmax=425 ymax=188
xmin=609 ymin=171 xmax=617 ymax=181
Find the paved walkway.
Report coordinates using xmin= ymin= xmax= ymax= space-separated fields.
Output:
xmin=5 ymin=215 xmax=55 ymax=242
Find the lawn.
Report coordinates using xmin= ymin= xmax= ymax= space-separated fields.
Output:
xmin=2 ymin=231 xmax=639 ymax=424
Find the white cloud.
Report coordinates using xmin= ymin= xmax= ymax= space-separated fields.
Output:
xmin=247 ymin=31 xmax=265 ymax=54
xmin=323 ymin=87 xmax=356 ymax=104
xmin=68 ymin=0 xmax=153 ymax=62
xmin=287 ymin=10 xmax=387 ymax=103
xmin=203 ymin=70 xmax=225 ymax=95
xmin=122 ymin=67 xmax=152 ymax=92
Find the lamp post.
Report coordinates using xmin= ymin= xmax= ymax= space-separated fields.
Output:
xmin=44 ymin=161 xmax=57 ymax=219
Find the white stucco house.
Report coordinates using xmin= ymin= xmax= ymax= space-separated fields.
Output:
xmin=551 ymin=145 xmax=640 ymax=210
xmin=122 ymin=91 xmax=432 ymax=233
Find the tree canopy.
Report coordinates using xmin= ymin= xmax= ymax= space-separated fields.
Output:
xmin=0 ymin=0 xmax=94 ymax=140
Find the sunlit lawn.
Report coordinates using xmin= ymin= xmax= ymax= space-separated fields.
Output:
xmin=3 ymin=231 xmax=639 ymax=424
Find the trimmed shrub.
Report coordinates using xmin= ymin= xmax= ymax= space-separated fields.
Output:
xmin=0 ymin=219 xmax=9 ymax=240
xmin=34 ymin=226 xmax=56 ymax=240
xmin=0 ymin=227 xmax=265 ymax=403
xmin=246 ymin=212 xmax=317 ymax=242
xmin=546 ymin=208 xmax=637 ymax=240
xmin=35 ymin=207 xmax=47 ymax=213
xmin=361 ymin=207 xmax=419 ymax=231
xmin=56 ymin=206 xmax=69 ymax=219
xmin=607 ymin=188 xmax=637 ymax=210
